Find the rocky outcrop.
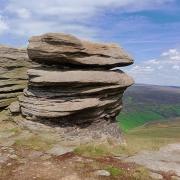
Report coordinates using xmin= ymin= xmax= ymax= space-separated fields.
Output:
xmin=0 ymin=45 xmax=33 ymax=109
xmin=27 ymin=33 xmax=133 ymax=69
xmin=19 ymin=33 xmax=134 ymax=139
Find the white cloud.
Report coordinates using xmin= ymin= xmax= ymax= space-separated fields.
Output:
xmin=15 ymin=8 xmax=31 ymax=19
xmin=0 ymin=0 xmax=178 ymax=87
xmin=172 ymin=65 xmax=180 ymax=70
xmin=5 ymin=0 xmax=174 ymax=17
xmin=1 ymin=0 xmax=175 ymax=40
xmin=11 ymin=19 xmax=97 ymax=40
xmin=123 ymin=49 xmax=180 ymax=86
xmin=0 ymin=15 xmax=8 ymax=35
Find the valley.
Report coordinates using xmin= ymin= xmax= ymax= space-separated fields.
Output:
xmin=117 ymin=84 xmax=180 ymax=131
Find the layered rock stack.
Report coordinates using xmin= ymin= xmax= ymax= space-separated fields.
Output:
xmin=19 ymin=33 xmax=134 ymax=139
xmin=0 ymin=45 xmax=33 ymax=109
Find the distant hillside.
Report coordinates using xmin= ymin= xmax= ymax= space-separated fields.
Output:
xmin=117 ymin=84 xmax=180 ymax=131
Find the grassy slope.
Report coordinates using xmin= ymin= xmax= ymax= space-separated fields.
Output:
xmin=117 ymin=84 xmax=180 ymax=131
xmin=123 ymin=118 xmax=180 ymax=154
xmin=75 ymin=118 xmax=180 ymax=156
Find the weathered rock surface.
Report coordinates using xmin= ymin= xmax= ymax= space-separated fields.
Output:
xmin=94 ymin=170 xmax=111 ymax=176
xmin=0 ymin=45 xmax=33 ymax=108
xmin=28 ymin=33 xmax=133 ymax=69
xmin=8 ymin=101 xmax=20 ymax=113
xmin=19 ymin=33 xmax=134 ymax=140
xmin=20 ymin=69 xmax=132 ymax=122
xmin=27 ymin=69 xmax=133 ymax=87
xmin=124 ymin=143 xmax=180 ymax=177
xmin=19 ymin=95 xmax=123 ymax=122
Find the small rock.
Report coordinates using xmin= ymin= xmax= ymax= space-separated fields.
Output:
xmin=8 ymin=149 xmax=15 ymax=153
xmin=47 ymin=145 xmax=74 ymax=156
xmin=95 ymin=170 xmax=111 ymax=176
xmin=1 ymin=147 xmax=7 ymax=150
xmin=8 ymin=101 xmax=20 ymax=113
xmin=18 ymin=158 xmax=27 ymax=164
xmin=40 ymin=154 xmax=52 ymax=160
xmin=115 ymin=154 xmax=129 ymax=160
xmin=0 ymin=156 xmax=9 ymax=164
xmin=27 ymin=151 xmax=43 ymax=160
xmin=9 ymin=154 xmax=18 ymax=159
xmin=149 ymin=172 xmax=162 ymax=179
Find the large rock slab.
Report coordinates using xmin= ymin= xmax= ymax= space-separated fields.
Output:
xmin=27 ymin=69 xmax=133 ymax=87
xmin=19 ymin=95 xmax=122 ymax=122
xmin=27 ymin=33 xmax=133 ymax=69
xmin=0 ymin=45 xmax=29 ymax=67
xmin=23 ymin=85 xmax=124 ymax=98
xmin=125 ymin=143 xmax=180 ymax=176
xmin=0 ymin=45 xmax=33 ymax=108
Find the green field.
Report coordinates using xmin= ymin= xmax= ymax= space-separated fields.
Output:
xmin=117 ymin=85 xmax=180 ymax=131
xmin=117 ymin=104 xmax=180 ymax=131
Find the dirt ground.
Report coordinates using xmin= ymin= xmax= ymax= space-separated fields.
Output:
xmin=0 ymin=112 xmax=180 ymax=180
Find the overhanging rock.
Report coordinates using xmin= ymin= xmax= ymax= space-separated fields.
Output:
xmin=19 ymin=33 xmax=134 ymax=141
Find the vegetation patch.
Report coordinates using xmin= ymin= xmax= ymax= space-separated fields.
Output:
xmin=0 ymin=110 xmax=11 ymax=122
xmin=105 ymin=165 xmax=123 ymax=176
xmin=132 ymin=167 xmax=152 ymax=180
xmin=74 ymin=144 xmax=112 ymax=157
xmin=123 ymin=119 xmax=180 ymax=154
xmin=15 ymin=135 xmax=55 ymax=151
xmin=117 ymin=85 xmax=180 ymax=131
xmin=74 ymin=143 xmax=136 ymax=157
xmin=6 ymin=127 xmax=21 ymax=135
xmin=75 ymin=119 xmax=180 ymax=156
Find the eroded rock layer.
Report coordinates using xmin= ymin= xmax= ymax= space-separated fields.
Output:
xmin=28 ymin=33 xmax=133 ymax=69
xmin=0 ymin=45 xmax=33 ymax=108
xmin=20 ymin=33 xmax=134 ymax=129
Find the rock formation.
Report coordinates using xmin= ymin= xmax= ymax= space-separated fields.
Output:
xmin=0 ymin=45 xmax=33 ymax=109
xmin=27 ymin=33 xmax=133 ymax=69
xmin=19 ymin=33 xmax=134 ymax=140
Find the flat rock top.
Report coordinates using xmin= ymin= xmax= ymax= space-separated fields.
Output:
xmin=28 ymin=69 xmax=134 ymax=87
xmin=27 ymin=33 xmax=133 ymax=68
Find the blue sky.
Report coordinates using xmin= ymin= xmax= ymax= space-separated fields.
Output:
xmin=0 ymin=0 xmax=180 ymax=86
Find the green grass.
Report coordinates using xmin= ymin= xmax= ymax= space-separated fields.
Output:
xmin=118 ymin=111 xmax=163 ymax=131
xmin=105 ymin=165 xmax=123 ymax=176
xmin=117 ymin=104 xmax=180 ymax=131
xmin=74 ymin=144 xmax=112 ymax=157
xmin=128 ymin=119 xmax=180 ymax=138
xmin=123 ymin=119 xmax=180 ymax=154
xmin=117 ymin=85 xmax=180 ymax=131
